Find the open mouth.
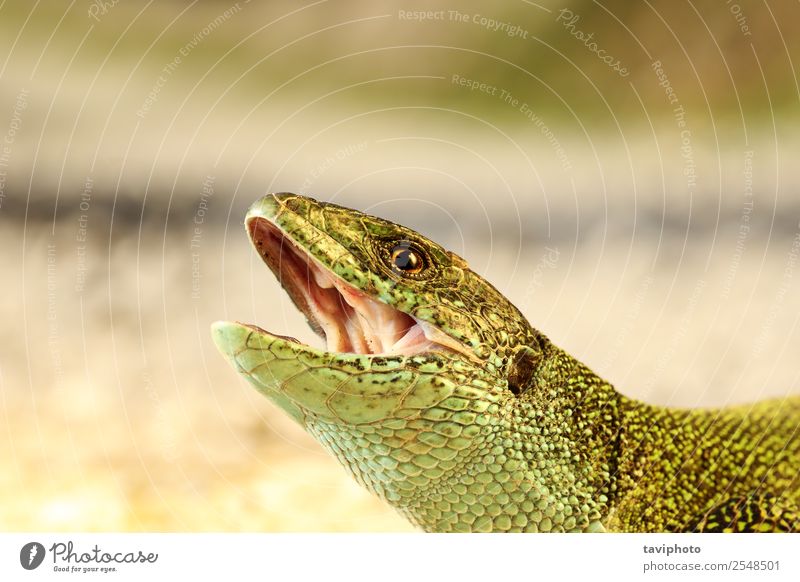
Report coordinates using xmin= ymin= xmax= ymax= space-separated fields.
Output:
xmin=247 ymin=217 xmax=444 ymax=357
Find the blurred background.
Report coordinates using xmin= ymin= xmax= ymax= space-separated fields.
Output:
xmin=1 ymin=0 xmax=798 ymax=531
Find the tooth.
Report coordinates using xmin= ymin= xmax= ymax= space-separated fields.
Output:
xmin=357 ymin=312 xmax=381 ymax=353
xmin=353 ymin=298 xmax=408 ymax=350
xmin=345 ymin=313 xmax=369 ymax=354
xmin=321 ymin=320 xmax=343 ymax=352
xmin=389 ymin=324 xmax=426 ymax=353
xmin=333 ymin=279 xmax=363 ymax=307
xmin=312 ymin=266 xmax=334 ymax=289
xmin=305 ymin=297 xmax=344 ymax=353
xmin=417 ymin=320 xmax=468 ymax=356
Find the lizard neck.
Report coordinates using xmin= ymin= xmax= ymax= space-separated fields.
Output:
xmin=519 ymin=341 xmax=624 ymax=528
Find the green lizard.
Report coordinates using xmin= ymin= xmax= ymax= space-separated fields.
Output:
xmin=212 ymin=193 xmax=800 ymax=532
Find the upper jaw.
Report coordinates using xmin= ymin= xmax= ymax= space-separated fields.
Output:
xmin=245 ymin=194 xmax=450 ymax=358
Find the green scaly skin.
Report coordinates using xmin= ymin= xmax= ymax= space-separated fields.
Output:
xmin=212 ymin=193 xmax=800 ymax=532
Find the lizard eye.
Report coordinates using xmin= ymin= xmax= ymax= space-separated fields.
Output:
xmin=389 ymin=242 xmax=425 ymax=275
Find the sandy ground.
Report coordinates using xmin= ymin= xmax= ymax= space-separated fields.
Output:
xmin=1 ymin=205 xmax=798 ymax=531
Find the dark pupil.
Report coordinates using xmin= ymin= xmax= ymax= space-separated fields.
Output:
xmin=392 ymin=247 xmax=419 ymax=271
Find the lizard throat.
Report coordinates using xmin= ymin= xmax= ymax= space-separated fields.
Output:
xmin=247 ymin=217 xmax=452 ymax=357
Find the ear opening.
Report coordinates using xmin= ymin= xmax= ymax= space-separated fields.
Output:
xmin=506 ymin=344 xmax=543 ymax=396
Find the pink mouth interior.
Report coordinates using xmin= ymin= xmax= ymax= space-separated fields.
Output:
xmin=248 ymin=218 xmax=439 ymax=356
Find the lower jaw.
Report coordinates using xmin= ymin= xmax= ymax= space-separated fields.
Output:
xmin=212 ymin=320 xmax=465 ymax=426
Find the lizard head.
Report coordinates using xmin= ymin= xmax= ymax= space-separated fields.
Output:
xmin=212 ymin=193 xmax=543 ymax=425
xmin=211 ymin=193 xmax=605 ymax=532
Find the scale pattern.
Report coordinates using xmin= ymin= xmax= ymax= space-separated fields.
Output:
xmin=212 ymin=193 xmax=800 ymax=532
